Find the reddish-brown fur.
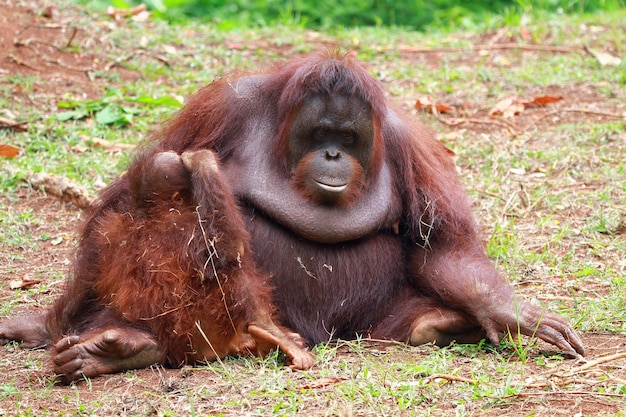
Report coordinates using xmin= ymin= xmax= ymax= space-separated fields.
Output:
xmin=142 ymin=52 xmax=582 ymax=352
xmin=88 ymin=152 xmax=262 ymax=365
xmin=0 ymin=150 xmax=314 ymax=382
xmin=0 ymin=52 xmax=583 ymax=382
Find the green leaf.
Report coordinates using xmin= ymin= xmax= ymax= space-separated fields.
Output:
xmin=121 ymin=106 xmax=142 ymax=115
xmin=54 ymin=109 xmax=89 ymax=121
xmin=95 ymin=105 xmax=130 ymax=125
xmin=130 ymin=95 xmax=183 ymax=108
xmin=56 ymin=100 xmax=80 ymax=109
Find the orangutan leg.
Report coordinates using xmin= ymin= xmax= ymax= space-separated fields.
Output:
xmin=409 ymin=307 xmax=486 ymax=346
xmin=370 ymin=294 xmax=486 ymax=347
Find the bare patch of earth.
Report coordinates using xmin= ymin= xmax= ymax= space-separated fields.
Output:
xmin=0 ymin=0 xmax=140 ymax=101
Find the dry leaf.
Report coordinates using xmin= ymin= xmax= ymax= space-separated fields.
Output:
xmin=131 ymin=10 xmax=151 ymax=22
xmin=9 ymin=278 xmax=42 ymax=290
xmin=489 ymin=96 xmax=526 ymax=118
xmin=415 ymin=95 xmax=434 ymax=108
xmin=489 ymin=96 xmax=513 ymax=116
xmin=490 ymin=95 xmax=561 ymax=117
xmin=585 ymin=46 xmax=622 ymax=66
xmin=0 ymin=143 xmax=21 ymax=158
xmin=71 ymin=144 xmax=89 ymax=153
xmin=28 ymin=172 xmax=92 ymax=208
xmin=163 ymin=45 xmax=177 ymax=55
xmin=107 ymin=4 xmax=149 ymax=21
xmin=91 ymin=138 xmax=135 ymax=153
xmin=415 ymin=96 xmax=455 ymax=114
xmin=434 ymin=103 xmax=455 ymax=113
xmin=0 ymin=116 xmax=28 ymax=131
xmin=529 ymin=95 xmax=562 ymax=107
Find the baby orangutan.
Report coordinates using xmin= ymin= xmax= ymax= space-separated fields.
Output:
xmin=0 ymin=150 xmax=314 ymax=383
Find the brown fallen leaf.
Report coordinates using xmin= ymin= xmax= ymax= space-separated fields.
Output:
xmin=415 ymin=95 xmax=455 ymax=114
xmin=27 ymin=172 xmax=92 ymax=208
xmin=10 ymin=278 xmax=42 ymax=290
xmin=584 ymin=46 xmax=622 ymax=66
xmin=490 ymin=95 xmax=562 ymax=117
xmin=91 ymin=137 xmax=135 ymax=153
xmin=489 ymin=96 xmax=526 ymax=118
xmin=0 ymin=143 xmax=21 ymax=158
xmin=107 ymin=4 xmax=150 ymax=21
xmin=529 ymin=95 xmax=562 ymax=107
xmin=0 ymin=116 xmax=28 ymax=132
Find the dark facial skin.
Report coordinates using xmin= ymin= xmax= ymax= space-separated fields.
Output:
xmin=288 ymin=94 xmax=374 ymax=205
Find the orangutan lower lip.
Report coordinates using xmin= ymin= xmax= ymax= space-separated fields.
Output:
xmin=316 ymin=181 xmax=348 ymax=193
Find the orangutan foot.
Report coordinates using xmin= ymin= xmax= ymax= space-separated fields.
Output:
xmin=247 ymin=323 xmax=315 ymax=370
xmin=51 ymin=327 xmax=164 ymax=383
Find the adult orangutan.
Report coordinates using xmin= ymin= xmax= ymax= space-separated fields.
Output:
xmin=0 ymin=52 xmax=584 ymax=382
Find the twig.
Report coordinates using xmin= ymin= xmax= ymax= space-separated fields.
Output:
xmin=423 ymin=373 xmax=476 ymax=384
xmin=398 ymin=43 xmax=582 ymax=54
xmin=38 ymin=52 xmax=95 ymax=73
xmin=474 ymin=189 xmax=506 ymax=201
xmin=534 ymin=295 xmax=579 ymax=302
xmin=104 ymin=51 xmax=143 ymax=71
xmin=385 ymin=373 xmax=476 ymax=388
xmin=296 ymin=256 xmax=317 ymax=279
xmin=65 ymin=26 xmax=77 ymax=48
xmin=14 ymin=37 xmax=61 ymax=50
xmin=441 ymin=107 xmax=622 ymax=134
xmin=437 ymin=115 xmax=520 ymax=135
xmin=196 ymin=206 xmax=238 ymax=335
xmin=511 ymin=390 xmax=625 ymax=398
xmin=104 ymin=50 xmax=170 ymax=71
xmin=532 ymin=108 xmax=625 ymax=126
xmin=14 ymin=23 xmax=79 ymax=51
xmin=139 ymin=303 xmax=193 ymax=320
xmin=7 ymin=53 xmax=40 ymax=71
xmin=565 ymin=352 xmax=626 ymax=376
xmin=14 ymin=43 xmax=95 ymax=73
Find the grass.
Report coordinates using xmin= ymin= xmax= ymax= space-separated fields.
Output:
xmin=0 ymin=0 xmax=625 ymax=415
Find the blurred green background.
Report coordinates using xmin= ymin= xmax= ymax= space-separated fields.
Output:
xmin=75 ymin=0 xmax=626 ymax=30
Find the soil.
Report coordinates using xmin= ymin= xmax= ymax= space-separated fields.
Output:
xmin=0 ymin=1 xmax=624 ymax=416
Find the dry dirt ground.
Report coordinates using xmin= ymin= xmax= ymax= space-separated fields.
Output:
xmin=0 ymin=1 xmax=625 ymax=416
